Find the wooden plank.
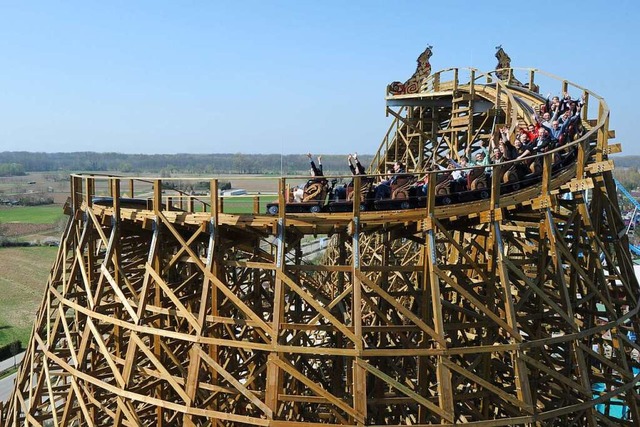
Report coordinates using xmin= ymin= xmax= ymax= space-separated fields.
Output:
xmin=605 ymin=143 xmax=622 ymax=154
xmin=277 ymin=271 xmax=359 ymax=344
xmin=157 ymin=211 xmax=275 ymax=338
xmin=101 ymin=265 xmax=140 ymax=324
xmin=37 ymin=344 xmax=272 ymax=425
xmin=198 ymin=347 xmax=273 ymax=418
xmin=441 ymin=359 xmax=533 ymax=413
xmin=85 ymin=318 xmax=126 ymax=388
xmin=130 ymin=333 xmax=191 ymax=403
xmin=519 ymin=354 xmax=589 ymax=396
xmin=357 ymin=272 xmax=445 ymax=346
xmin=433 ymin=267 xmax=522 ymax=342
xmin=585 ymin=160 xmax=614 ymax=174
xmin=271 ymin=356 xmax=362 ymax=423
xmin=145 ymin=264 xmax=201 ymax=334
xmin=357 ymin=359 xmax=454 ymax=423
xmin=161 ymin=222 xmax=205 ymax=275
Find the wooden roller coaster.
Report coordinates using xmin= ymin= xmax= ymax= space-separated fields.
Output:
xmin=2 ymin=47 xmax=639 ymax=426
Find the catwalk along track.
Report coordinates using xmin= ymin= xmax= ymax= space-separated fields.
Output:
xmin=2 ymin=51 xmax=639 ymax=426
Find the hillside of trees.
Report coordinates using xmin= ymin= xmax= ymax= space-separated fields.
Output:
xmin=0 ymin=152 xmax=373 ymax=176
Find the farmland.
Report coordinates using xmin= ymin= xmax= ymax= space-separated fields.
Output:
xmin=0 ymin=205 xmax=65 ymax=224
xmin=0 ymin=174 xmax=67 ymax=349
xmin=0 ymin=246 xmax=57 ymax=347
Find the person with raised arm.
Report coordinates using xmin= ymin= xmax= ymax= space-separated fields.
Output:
xmin=348 ymin=152 xmax=366 ymax=175
xmin=307 ymin=153 xmax=323 ymax=177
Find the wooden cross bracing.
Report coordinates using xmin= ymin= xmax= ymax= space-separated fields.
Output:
xmin=2 ymin=65 xmax=639 ymax=426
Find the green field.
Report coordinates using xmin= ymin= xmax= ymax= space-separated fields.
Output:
xmin=221 ymin=195 xmax=273 ymax=214
xmin=0 ymin=205 xmax=65 ymax=224
xmin=0 ymin=246 xmax=57 ymax=347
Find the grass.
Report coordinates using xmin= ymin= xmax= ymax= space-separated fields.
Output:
xmin=0 ymin=365 xmax=18 ymax=380
xmin=0 ymin=205 xmax=65 ymax=224
xmin=221 ymin=195 xmax=273 ymax=214
xmin=0 ymin=246 xmax=57 ymax=348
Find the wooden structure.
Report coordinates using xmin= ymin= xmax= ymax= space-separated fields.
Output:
xmin=2 ymin=49 xmax=640 ymax=426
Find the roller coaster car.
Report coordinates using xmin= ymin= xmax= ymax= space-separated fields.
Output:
xmin=467 ymin=167 xmax=488 ymax=190
xmin=266 ymin=179 xmax=332 ymax=215
xmin=435 ymin=172 xmax=454 ymax=195
xmin=326 ymin=178 xmax=375 ymax=212
xmin=374 ymin=175 xmax=417 ymax=210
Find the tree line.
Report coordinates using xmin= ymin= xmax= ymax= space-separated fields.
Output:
xmin=0 ymin=152 xmax=373 ymax=176
xmin=0 ymin=162 xmax=26 ymax=177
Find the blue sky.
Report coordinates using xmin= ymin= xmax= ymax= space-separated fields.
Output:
xmin=0 ymin=0 xmax=638 ymax=155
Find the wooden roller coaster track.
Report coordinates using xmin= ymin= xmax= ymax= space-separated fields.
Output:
xmin=2 ymin=50 xmax=638 ymax=426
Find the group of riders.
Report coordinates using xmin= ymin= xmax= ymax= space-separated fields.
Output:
xmin=293 ymin=92 xmax=585 ymax=205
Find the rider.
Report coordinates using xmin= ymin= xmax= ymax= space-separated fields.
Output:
xmin=374 ymin=161 xmax=406 ymax=199
xmin=335 ymin=153 xmax=367 ymax=200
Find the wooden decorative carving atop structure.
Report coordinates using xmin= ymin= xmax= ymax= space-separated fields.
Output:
xmin=494 ymin=45 xmax=534 ymax=91
xmin=1 ymin=49 xmax=638 ymax=426
xmin=387 ymin=45 xmax=432 ymax=95
xmin=495 ymin=45 xmax=512 ymax=80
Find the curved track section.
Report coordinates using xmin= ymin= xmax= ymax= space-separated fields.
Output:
xmin=2 ymin=66 xmax=639 ymax=426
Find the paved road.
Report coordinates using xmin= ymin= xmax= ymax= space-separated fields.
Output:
xmin=0 ymin=372 xmax=16 ymax=403
xmin=0 ymin=352 xmax=24 ymax=405
xmin=0 ymin=352 xmax=24 ymax=373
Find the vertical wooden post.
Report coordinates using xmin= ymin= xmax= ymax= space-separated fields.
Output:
xmin=128 ymin=179 xmax=134 ymax=198
xmin=266 ymin=177 xmax=286 ymax=416
xmin=71 ymin=176 xmax=82 ymax=216
xmin=111 ymin=178 xmax=122 ymax=360
xmin=490 ymin=164 xmax=501 ymax=209
xmin=582 ymin=91 xmax=589 ymax=121
xmin=210 ymin=180 xmax=218 ymax=216
xmin=492 ymin=222 xmax=533 ymax=410
xmin=426 ymin=171 xmax=436 ymax=215
xmin=85 ymin=177 xmax=94 ymax=208
xmin=208 ymin=178 xmax=220 ymax=390
xmin=423 ymin=168 xmax=453 ymax=421
xmin=153 ymin=180 xmax=162 ymax=214
xmin=596 ymin=103 xmax=609 ymax=162
xmin=253 ymin=195 xmax=260 ymax=214
xmin=351 ymin=175 xmax=366 ymax=425
xmin=85 ymin=177 xmax=96 ymax=296
xmin=468 ymin=69 xmax=476 ymax=146
xmin=425 ymin=217 xmax=454 ymax=423
xmin=150 ymin=179 xmax=164 ymax=424
xmin=452 ymin=68 xmax=459 ymax=93
xmin=529 ymin=70 xmax=536 ymax=92
xmin=577 ymin=140 xmax=587 ymax=178
xmin=419 ymin=172 xmax=433 ymax=423
xmin=541 ymin=154 xmax=552 ymax=197
xmin=505 ymin=87 xmax=511 ymax=124
xmin=111 ymin=178 xmax=121 ymax=224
